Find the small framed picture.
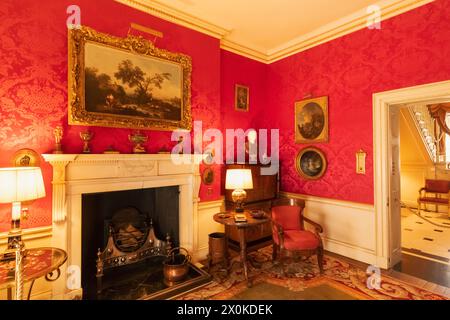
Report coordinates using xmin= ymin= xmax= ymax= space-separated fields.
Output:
xmin=235 ymin=85 xmax=249 ymax=112
xmin=202 ymin=167 xmax=215 ymax=185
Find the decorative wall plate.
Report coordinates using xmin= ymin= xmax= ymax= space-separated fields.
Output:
xmin=12 ymin=148 xmax=40 ymax=167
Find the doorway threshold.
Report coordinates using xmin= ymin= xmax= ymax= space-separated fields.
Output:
xmin=394 ymin=252 xmax=450 ymax=288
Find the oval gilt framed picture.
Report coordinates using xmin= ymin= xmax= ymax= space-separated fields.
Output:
xmin=295 ymin=96 xmax=328 ymax=143
xmin=202 ymin=167 xmax=215 ymax=185
xmin=296 ymin=147 xmax=327 ymax=180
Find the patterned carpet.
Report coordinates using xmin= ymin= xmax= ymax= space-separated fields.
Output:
xmin=179 ymin=247 xmax=447 ymax=300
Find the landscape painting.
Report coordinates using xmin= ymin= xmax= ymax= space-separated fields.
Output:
xmin=295 ymin=96 xmax=328 ymax=143
xmin=85 ymin=42 xmax=182 ymax=121
xmin=68 ymin=26 xmax=192 ymax=131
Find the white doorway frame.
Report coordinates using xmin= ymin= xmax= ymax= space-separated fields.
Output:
xmin=373 ymin=80 xmax=450 ymax=269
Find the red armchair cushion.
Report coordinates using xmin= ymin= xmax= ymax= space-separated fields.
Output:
xmin=272 ymin=205 xmax=302 ymax=230
xmin=273 ymin=230 xmax=320 ymax=250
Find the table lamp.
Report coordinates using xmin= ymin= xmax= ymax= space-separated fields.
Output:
xmin=225 ymin=169 xmax=253 ymax=212
xmin=0 ymin=167 xmax=46 ymax=254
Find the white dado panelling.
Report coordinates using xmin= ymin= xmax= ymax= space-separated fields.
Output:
xmin=195 ymin=199 xmax=225 ymax=261
xmin=280 ymin=192 xmax=376 ymax=265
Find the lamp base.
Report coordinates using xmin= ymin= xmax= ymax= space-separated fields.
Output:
xmin=1 ymin=220 xmax=25 ymax=261
xmin=232 ymin=189 xmax=247 ymax=213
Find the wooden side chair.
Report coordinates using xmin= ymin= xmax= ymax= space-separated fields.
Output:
xmin=271 ymin=198 xmax=324 ymax=275
xmin=417 ymin=179 xmax=450 ymax=216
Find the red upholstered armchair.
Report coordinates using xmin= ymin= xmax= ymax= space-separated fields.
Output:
xmin=417 ymin=179 xmax=450 ymax=216
xmin=271 ymin=198 xmax=324 ymax=275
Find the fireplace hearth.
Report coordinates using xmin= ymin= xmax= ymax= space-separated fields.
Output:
xmin=94 ymin=222 xmax=210 ymax=300
xmin=82 ymin=186 xmax=188 ymax=299
xmin=95 ymin=215 xmax=173 ymax=294
xmin=97 ymin=256 xmax=211 ymax=300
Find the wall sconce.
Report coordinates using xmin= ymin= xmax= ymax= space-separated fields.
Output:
xmin=356 ymin=149 xmax=366 ymax=174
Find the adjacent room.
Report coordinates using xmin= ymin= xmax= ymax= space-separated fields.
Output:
xmin=397 ymin=103 xmax=450 ymax=287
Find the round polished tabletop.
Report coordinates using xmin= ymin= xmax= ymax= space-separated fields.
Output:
xmin=0 ymin=247 xmax=67 ymax=289
xmin=213 ymin=210 xmax=269 ymax=227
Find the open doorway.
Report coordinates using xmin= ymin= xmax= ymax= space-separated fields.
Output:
xmin=373 ymin=81 xmax=450 ymax=288
xmin=394 ymin=102 xmax=450 ymax=287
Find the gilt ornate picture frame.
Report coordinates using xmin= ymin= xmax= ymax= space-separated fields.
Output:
xmin=68 ymin=26 xmax=192 ymax=131
xmin=295 ymin=96 xmax=328 ymax=143
xmin=295 ymin=147 xmax=327 ymax=180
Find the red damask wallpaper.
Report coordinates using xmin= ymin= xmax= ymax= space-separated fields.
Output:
xmin=0 ymin=0 xmax=227 ymax=231
xmin=263 ymin=0 xmax=450 ymax=204
xmin=1 ymin=0 xmax=450 ymax=231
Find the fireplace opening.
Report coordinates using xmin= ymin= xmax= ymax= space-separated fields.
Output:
xmin=82 ymin=187 xmax=181 ymax=299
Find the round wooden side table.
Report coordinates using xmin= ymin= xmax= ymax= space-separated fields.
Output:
xmin=213 ymin=210 xmax=269 ymax=287
xmin=0 ymin=247 xmax=67 ymax=300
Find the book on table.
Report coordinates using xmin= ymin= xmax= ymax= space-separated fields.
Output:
xmin=234 ymin=213 xmax=247 ymax=222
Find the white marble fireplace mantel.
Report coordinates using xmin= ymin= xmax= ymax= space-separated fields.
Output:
xmin=42 ymin=153 xmax=203 ymax=299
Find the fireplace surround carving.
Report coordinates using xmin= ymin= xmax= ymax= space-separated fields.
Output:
xmin=43 ymin=154 xmax=202 ymax=299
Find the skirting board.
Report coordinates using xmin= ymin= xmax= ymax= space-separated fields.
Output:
xmin=279 ymin=192 xmax=378 ymax=266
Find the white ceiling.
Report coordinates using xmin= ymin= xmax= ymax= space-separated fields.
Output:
xmin=157 ymin=0 xmax=378 ymax=53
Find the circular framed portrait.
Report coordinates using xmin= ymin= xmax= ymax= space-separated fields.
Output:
xmin=295 ymin=147 xmax=327 ymax=180
xmin=202 ymin=167 xmax=215 ymax=185
xmin=12 ymin=148 xmax=40 ymax=167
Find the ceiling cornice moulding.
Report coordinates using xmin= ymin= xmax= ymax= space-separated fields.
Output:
xmin=115 ymin=0 xmax=231 ymax=39
xmin=220 ymin=39 xmax=269 ymax=64
xmin=267 ymin=0 xmax=435 ymax=63
xmin=116 ymin=0 xmax=435 ymax=64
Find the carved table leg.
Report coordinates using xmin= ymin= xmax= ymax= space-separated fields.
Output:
xmin=27 ymin=280 xmax=36 ymax=300
xmin=238 ymin=227 xmax=251 ymax=287
xmin=7 ymin=286 xmax=12 ymax=300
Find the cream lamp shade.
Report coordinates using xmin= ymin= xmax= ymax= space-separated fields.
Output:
xmin=225 ymin=169 xmax=253 ymax=190
xmin=0 ymin=167 xmax=46 ymax=203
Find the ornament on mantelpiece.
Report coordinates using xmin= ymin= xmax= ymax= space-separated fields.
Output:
xmin=80 ymin=130 xmax=93 ymax=154
xmin=129 ymin=131 xmax=148 ymax=154
xmin=53 ymin=126 xmax=63 ymax=154
xmin=176 ymin=136 xmax=184 ymax=154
